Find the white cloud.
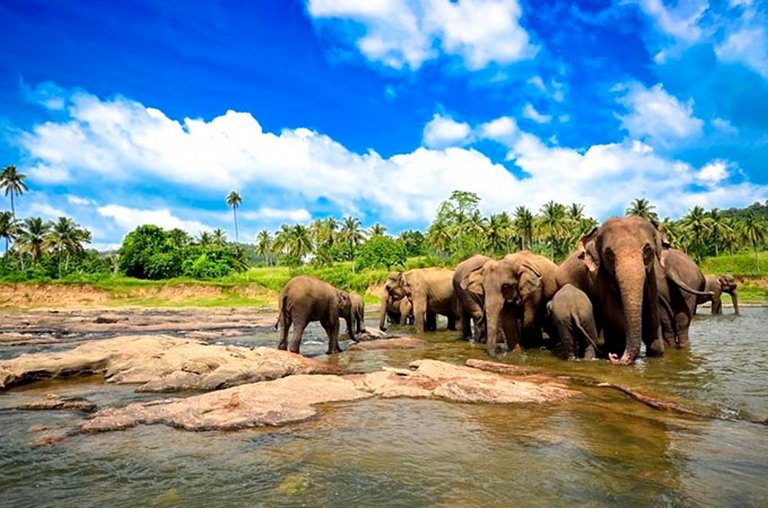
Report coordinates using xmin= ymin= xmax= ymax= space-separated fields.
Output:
xmin=17 ymin=86 xmax=768 ymax=237
xmin=67 ymin=195 xmax=97 ymax=206
xmin=636 ymin=0 xmax=707 ymax=43
xmin=715 ymin=26 xmax=768 ymax=78
xmin=422 ymin=114 xmax=472 ymax=148
xmin=712 ymin=117 xmax=738 ymax=135
xmin=307 ymin=0 xmax=535 ymax=70
xmin=617 ymin=82 xmax=704 ymax=148
xmin=97 ymin=205 xmax=212 ymax=234
xmin=241 ymin=207 xmax=312 ymax=223
xmin=522 ymin=103 xmax=552 ymax=124
xmin=27 ymin=203 xmax=67 ymax=219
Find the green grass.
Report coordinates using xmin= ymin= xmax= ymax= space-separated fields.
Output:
xmin=700 ymin=251 xmax=767 ymax=276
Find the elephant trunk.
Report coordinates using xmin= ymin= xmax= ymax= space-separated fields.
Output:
xmin=379 ymin=296 xmax=389 ymax=331
xmin=612 ymin=257 xmax=646 ymax=365
xmin=731 ymin=290 xmax=740 ymax=315
xmin=484 ymin=294 xmax=505 ymax=356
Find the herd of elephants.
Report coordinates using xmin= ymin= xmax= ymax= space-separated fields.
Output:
xmin=276 ymin=216 xmax=739 ymax=365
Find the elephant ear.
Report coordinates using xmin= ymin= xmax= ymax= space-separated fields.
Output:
xmin=460 ymin=268 xmax=485 ymax=296
xmin=520 ymin=262 xmax=542 ymax=278
xmin=656 ymin=224 xmax=672 ymax=249
xmin=578 ymin=240 xmax=600 ymax=273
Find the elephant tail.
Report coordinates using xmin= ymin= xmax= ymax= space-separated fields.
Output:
xmin=573 ymin=316 xmax=603 ymax=358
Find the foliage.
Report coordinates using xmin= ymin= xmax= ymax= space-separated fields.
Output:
xmin=355 ymin=235 xmax=407 ymax=270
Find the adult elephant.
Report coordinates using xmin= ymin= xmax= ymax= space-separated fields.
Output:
xmin=378 ymin=294 xmax=413 ymax=331
xmin=349 ymin=292 xmax=365 ymax=334
xmin=462 ymin=251 xmax=558 ymax=356
xmin=277 ymin=275 xmax=355 ymax=355
xmin=657 ymin=247 xmax=713 ymax=348
xmin=699 ymin=274 xmax=740 ymax=315
xmin=453 ymin=254 xmax=492 ymax=342
xmin=382 ymin=268 xmax=458 ymax=333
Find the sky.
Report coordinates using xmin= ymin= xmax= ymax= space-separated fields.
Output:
xmin=0 ymin=0 xmax=767 ymax=250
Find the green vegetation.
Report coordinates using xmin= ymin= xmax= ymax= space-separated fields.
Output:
xmin=0 ymin=170 xmax=767 ymax=306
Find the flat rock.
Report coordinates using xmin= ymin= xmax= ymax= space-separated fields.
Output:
xmin=0 ymin=335 xmax=342 ymax=392
xmin=354 ymin=328 xmax=388 ymax=341
xmin=79 ymin=359 xmax=576 ymax=433
xmin=348 ymin=337 xmax=432 ymax=350
xmin=18 ymin=395 xmax=97 ymax=412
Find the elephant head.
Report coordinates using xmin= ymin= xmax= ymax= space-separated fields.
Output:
xmin=463 ymin=252 xmax=555 ymax=356
xmin=579 ymin=216 xmax=663 ymax=365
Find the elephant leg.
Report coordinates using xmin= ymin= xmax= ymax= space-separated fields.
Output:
xmin=520 ymin=306 xmax=542 ymax=349
xmin=324 ymin=317 xmax=342 ymax=354
xmin=460 ymin=311 xmax=472 ymax=340
xmin=558 ymin=322 xmax=576 ymax=360
xmin=712 ymin=296 xmax=722 ymax=314
xmin=413 ymin=299 xmax=427 ymax=333
xmin=278 ymin=314 xmax=291 ymax=350
xmin=473 ymin=312 xmax=486 ymax=343
xmin=501 ymin=309 xmax=519 ymax=351
xmin=288 ymin=319 xmax=308 ymax=354
xmin=446 ymin=312 xmax=457 ymax=331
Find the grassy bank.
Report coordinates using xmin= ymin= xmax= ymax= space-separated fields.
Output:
xmin=700 ymin=252 xmax=768 ymax=303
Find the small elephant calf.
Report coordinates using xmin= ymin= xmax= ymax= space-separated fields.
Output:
xmin=546 ymin=284 xmax=600 ymax=360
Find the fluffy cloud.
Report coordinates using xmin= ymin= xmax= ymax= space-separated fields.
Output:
xmin=522 ymin=103 xmax=551 ymax=124
xmin=715 ymin=26 xmax=768 ymax=78
xmin=306 ymin=0 xmax=535 ymax=70
xmin=636 ymin=0 xmax=707 ymax=43
xmin=422 ymin=114 xmax=472 ymax=148
xmin=16 ymin=86 xmax=768 ymax=242
xmin=616 ymin=83 xmax=704 ymax=148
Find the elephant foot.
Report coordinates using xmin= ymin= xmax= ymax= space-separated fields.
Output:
xmin=608 ymin=353 xmax=635 ymax=365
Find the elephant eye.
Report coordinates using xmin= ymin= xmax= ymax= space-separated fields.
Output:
xmin=643 ymin=243 xmax=654 ymax=262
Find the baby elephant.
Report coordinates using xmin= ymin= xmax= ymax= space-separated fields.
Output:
xmin=277 ymin=275 xmax=355 ymax=355
xmin=547 ymin=284 xmax=600 ymax=360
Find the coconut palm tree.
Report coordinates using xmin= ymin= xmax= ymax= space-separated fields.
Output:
xmin=707 ymin=208 xmax=731 ymax=257
xmin=626 ymin=198 xmax=660 ymax=224
xmin=255 ymin=229 xmax=273 ymax=266
xmin=272 ymin=224 xmax=292 ymax=257
xmin=738 ymin=213 xmax=767 ymax=272
xmin=197 ymin=231 xmax=212 ymax=247
xmin=0 ymin=211 xmax=18 ymax=256
xmin=226 ymin=191 xmax=242 ymax=243
xmin=537 ymin=201 xmax=569 ymax=260
xmin=287 ymin=224 xmax=313 ymax=261
xmin=211 ymin=228 xmax=227 ymax=246
xmin=368 ymin=223 xmax=387 ymax=237
xmin=680 ymin=206 xmax=710 ymax=260
xmin=513 ymin=206 xmax=534 ymax=250
xmin=339 ymin=216 xmax=365 ymax=252
xmin=566 ymin=203 xmax=585 ymax=222
xmin=426 ymin=220 xmax=450 ymax=257
xmin=44 ymin=217 xmax=91 ymax=277
xmin=659 ymin=218 xmax=682 ymax=248
xmin=16 ymin=217 xmax=49 ymax=266
xmin=0 ymin=165 xmax=29 ymax=218
xmin=486 ymin=212 xmax=514 ymax=255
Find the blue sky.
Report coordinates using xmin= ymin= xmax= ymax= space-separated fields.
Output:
xmin=0 ymin=0 xmax=766 ymax=249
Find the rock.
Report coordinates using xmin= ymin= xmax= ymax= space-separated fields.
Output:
xmin=28 ymin=424 xmax=51 ymax=433
xmin=94 ymin=315 xmax=121 ymax=324
xmin=0 ymin=335 xmax=343 ymax=392
xmin=79 ymin=359 xmax=576 ymax=433
xmin=33 ymin=434 xmax=66 ymax=447
xmin=18 ymin=395 xmax=97 ymax=412
xmin=354 ymin=328 xmax=388 ymax=341
xmin=348 ymin=337 xmax=432 ymax=351
xmin=465 ymin=359 xmax=542 ymax=376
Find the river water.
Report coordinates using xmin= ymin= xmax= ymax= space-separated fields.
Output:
xmin=1 ymin=307 xmax=766 ymax=507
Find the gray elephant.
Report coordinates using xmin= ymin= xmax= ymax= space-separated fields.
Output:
xmin=546 ymin=284 xmax=600 ymax=360
xmin=453 ymin=254 xmax=492 ymax=342
xmin=277 ymin=275 xmax=355 ymax=354
xmin=699 ymin=274 xmax=740 ymax=315
xmin=349 ymin=292 xmax=365 ymax=333
xmin=382 ymin=268 xmax=458 ymax=333
xmin=462 ymin=251 xmax=558 ymax=356
xmin=378 ymin=294 xmax=414 ymax=331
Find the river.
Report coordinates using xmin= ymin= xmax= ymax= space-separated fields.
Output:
xmin=1 ymin=307 xmax=766 ymax=507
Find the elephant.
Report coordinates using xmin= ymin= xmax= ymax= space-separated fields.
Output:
xmin=378 ymin=294 xmax=414 ymax=331
xmin=577 ymin=216 xmax=666 ymax=365
xmin=453 ymin=254 xmax=492 ymax=342
xmin=546 ymin=284 xmax=600 ymax=360
xmin=698 ymin=274 xmax=740 ymax=315
xmin=381 ymin=268 xmax=458 ymax=333
xmin=462 ymin=251 xmax=558 ymax=356
xmin=349 ymin=292 xmax=365 ymax=334
xmin=655 ymin=247 xmax=712 ymax=349
xmin=277 ymin=275 xmax=355 ymax=355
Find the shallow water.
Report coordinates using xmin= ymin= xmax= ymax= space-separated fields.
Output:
xmin=1 ymin=308 xmax=767 ymax=507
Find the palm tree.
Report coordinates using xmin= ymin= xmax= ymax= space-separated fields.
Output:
xmin=368 ymin=223 xmax=387 ymax=237
xmin=659 ymin=218 xmax=682 ymax=248
xmin=680 ymin=206 xmax=710 ymax=260
xmin=0 ymin=211 xmax=18 ymax=256
xmin=226 ymin=191 xmax=242 ymax=243
xmin=211 ymin=228 xmax=227 ymax=246
xmin=486 ymin=212 xmax=513 ymax=254
xmin=566 ymin=203 xmax=585 ymax=222
xmin=513 ymin=206 xmax=534 ymax=250
xmin=339 ymin=216 xmax=365 ymax=250
xmin=626 ymin=198 xmax=660 ymax=224
xmin=426 ymin=220 xmax=450 ymax=256
xmin=707 ymin=208 xmax=731 ymax=257
xmin=272 ymin=224 xmax=293 ymax=257
xmin=197 ymin=231 xmax=212 ymax=247
xmin=255 ymin=229 xmax=273 ymax=266
xmin=537 ymin=201 xmax=568 ymax=260
xmin=0 ymin=165 xmax=29 ymax=218
xmin=16 ymin=217 xmax=49 ymax=266
xmin=287 ymin=224 xmax=313 ymax=262
xmin=44 ymin=217 xmax=91 ymax=277
xmin=738 ymin=213 xmax=767 ymax=272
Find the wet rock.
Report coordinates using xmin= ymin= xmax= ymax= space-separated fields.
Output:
xmin=28 ymin=424 xmax=51 ymax=433
xmin=80 ymin=360 xmax=576 ymax=433
xmin=0 ymin=335 xmax=342 ymax=392
xmin=18 ymin=395 xmax=97 ymax=412
xmin=348 ymin=337 xmax=432 ymax=351
xmin=94 ymin=314 xmax=122 ymax=324
xmin=465 ymin=359 xmax=542 ymax=376
xmin=33 ymin=434 xmax=66 ymax=447
xmin=354 ymin=328 xmax=388 ymax=341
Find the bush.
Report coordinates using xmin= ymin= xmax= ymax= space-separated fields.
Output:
xmin=356 ymin=236 xmax=406 ymax=270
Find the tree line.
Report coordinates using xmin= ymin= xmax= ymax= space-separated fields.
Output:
xmin=1 ymin=163 xmax=767 ymax=281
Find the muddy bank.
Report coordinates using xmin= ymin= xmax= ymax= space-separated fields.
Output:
xmin=0 ymin=308 xmax=278 ymax=346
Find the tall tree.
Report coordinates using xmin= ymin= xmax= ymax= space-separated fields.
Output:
xmin=626 ymin=198 xmax=660 ymax=224
xmin=16 ymin=217 xmax=49 ymax=266
xmin=226 ymin=191 xmax=242 ymax=243
xmin=339 ymin=216 xmax=365 ymax=258
xmin=486 ymin=212 xmax=513 ymax=255
xmin=255 ymin=229 xmax=273 ymax=266
xmin=513 ymin=206 xmax=534 ymax=250
xmin=0 ymin=165 xmax=29 ymax=218
xmin=680 ymin=205 xmax=710 ymax=260
xmin=739 ymin=213 xmax=767 ymax=272
xmin=537 ymin=201 xmax=568 ymax=260
xmin=707 ymin=208 xmax=731 ymax=257
xmin=44 ymin=217 xmax=91 ymax=277
xmin=368 ymin=223 xmax=387 ymax=237
xmin=211 ymin=228 xmax=227 ymax=246
xmin=0 ymin=211 xmax=17 ymax=256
